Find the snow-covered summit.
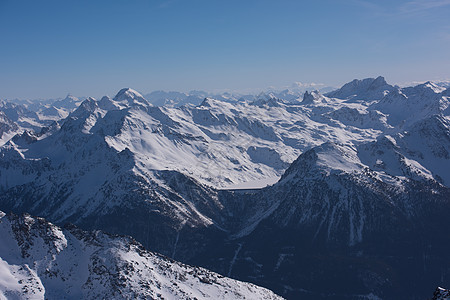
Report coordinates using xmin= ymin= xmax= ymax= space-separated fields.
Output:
xmin=113 ymin=88 xmax=151 ymax=108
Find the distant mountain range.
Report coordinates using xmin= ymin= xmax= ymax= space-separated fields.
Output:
xmin=0 ymin=76 xmax=449 ymax=299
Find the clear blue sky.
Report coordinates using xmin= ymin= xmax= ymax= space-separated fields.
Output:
xmin=1 ymin=0 xmax=449 ymax=99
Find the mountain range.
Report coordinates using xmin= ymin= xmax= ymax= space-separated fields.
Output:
xmin=0 ymin=76 xmax=449 ymax=299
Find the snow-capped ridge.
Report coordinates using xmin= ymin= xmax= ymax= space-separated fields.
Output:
xmin=421 ymin=81 xmax=447 ymax=94
xmin=199 ymin=97 xmax=215 ymax=107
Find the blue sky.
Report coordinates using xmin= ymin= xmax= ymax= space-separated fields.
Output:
xmin=0 ymin=0 xmax=449 ymax=99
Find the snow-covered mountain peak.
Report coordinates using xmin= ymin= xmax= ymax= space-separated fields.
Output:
xmin=326 ymin=76 xmax=397 ymax=101
xmin=113 ymin=88 xmax=151 ymax=108
xmin=280 ymin=142 xmax=362 ymax=184
xmin=70 ymin=97 xmax=100 ymax=118
xmin=421 ymin=81 xmax=447 ymax=93
xmin=198 ymin=97 xmax=216 ymax=107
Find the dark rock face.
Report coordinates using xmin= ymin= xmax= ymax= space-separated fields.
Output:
xmin=208 ymin=176 xmax=450 ymax=299
xmin=433 ymin=287 xmax=450 ymax=300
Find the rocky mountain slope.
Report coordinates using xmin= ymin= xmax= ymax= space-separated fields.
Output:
xmin=432 ymin=287 xmax=450 ymax=300
xmin=0 ymin=211 xmax=283 ymax=299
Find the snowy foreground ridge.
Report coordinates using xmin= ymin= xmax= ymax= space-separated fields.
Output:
xmin=0 ymin=211 xmax=283 ymax=300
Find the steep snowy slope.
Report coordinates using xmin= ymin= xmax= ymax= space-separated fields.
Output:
xmin=0 ymin=111 xmax=19 ymax=146
xmin=0 ymin=211 xmax=282 ymax=299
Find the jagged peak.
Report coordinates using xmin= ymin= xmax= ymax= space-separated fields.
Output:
xmin=199 ymin=97 xmax=221 ymax=107
xmin=68 ymin=97 xmax=100 ymax=120
xmin=301 ymin=90 xmax=324 ymax=104
xmin=63 ymin=93 xmax=78 ymax=101
xmin=78 ymin=97 xmax=98 ymax=110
